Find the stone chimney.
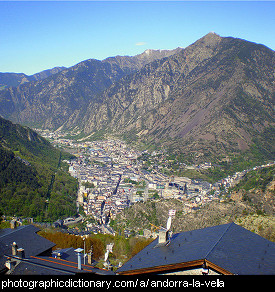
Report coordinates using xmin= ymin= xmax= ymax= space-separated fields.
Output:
xmin=158 ymin=229 xmax=169 ymax=245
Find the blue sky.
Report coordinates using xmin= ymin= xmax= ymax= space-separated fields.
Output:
xmin=1 ymin=1 xmax=274 ymax=75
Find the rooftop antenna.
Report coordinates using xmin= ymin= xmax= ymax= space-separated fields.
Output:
xmin=167 ymin=209 xmax=176 ymax=230
xmin=166 ymin=215 xmax=172 ymax=231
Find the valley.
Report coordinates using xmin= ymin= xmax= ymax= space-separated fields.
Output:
xmin=35 ymin=130 xmax=274 ymax=241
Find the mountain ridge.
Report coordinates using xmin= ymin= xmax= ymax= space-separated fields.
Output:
xmin=0 ymin=47 xmax=181 ymax=130
xmin=78 ymin=33 xmax=274 ymax=164
xmin=0 ymin=67 xmax=66 ymax=89
xmin=0 ymin=33 xmax=274 ymax=165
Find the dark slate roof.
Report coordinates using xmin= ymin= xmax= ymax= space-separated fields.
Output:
xmin=11 ymin=247 xmax=115 ymax=275
xmin=0 ymin=225 xmax=55 ymax=269
xmin=0 ymin=225 xmax=115 ymax=275
xmin=9 ymin=258 xmax=76 ymax=275
xmin=117 ymin=223 xmax=275 ymax=275
xmin=206 ymin=223 xmax=275 ymax=275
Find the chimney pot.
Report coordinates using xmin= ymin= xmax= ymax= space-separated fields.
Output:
xmin=12 ymin=242 xmax=18 ymax=256
xmin=17 ymin=248 xmax=25 ymax=259
xmin=74 ymin=248 xmax=83 ymax=270
xmin=87 ymin=251 xmax=93 ymax=265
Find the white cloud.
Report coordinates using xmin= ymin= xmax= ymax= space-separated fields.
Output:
xmin=136 ymin=42 xmax=146 ymax=46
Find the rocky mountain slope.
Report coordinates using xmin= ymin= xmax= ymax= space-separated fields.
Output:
xmin=112 ymin=197 xmax=274 ymax=241
xmin=0 ymin=48 xmax=180 ymax=130
xmin=0 ymin=33 xmax=274 ymax=163
xmin=81 ymin=33 xmax=274 ymax=162
xmin=231 ymin=165 xmax=275 ymax=215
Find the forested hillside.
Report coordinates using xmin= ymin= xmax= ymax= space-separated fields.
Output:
xmin=0 ymin=117 xmax=78 ymax=221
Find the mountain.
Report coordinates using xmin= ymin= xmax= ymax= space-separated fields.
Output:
xmin=0 ymin=116 xmax=77 ymax=221
xmin=0 ymin=33 xmax=274 ymax=165
xmin=0 ymin=67 xmax=66 ymax=89
xmin=80 ymin=33 xmax=275 ymax=164
xmin=0 ymin=48 xmax=181 ymax=130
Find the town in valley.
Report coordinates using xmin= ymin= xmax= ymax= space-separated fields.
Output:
xmin=33 ymin=130 xmax=273 ymax=238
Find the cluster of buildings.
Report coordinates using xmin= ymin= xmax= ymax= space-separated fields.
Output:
xmin=66 ymin=139 xmax=142 ymax=234
xmin=37 ymin=131 xmax=274 ymax=237
xmin=62 ymin=139 xmax=222 ymax=234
